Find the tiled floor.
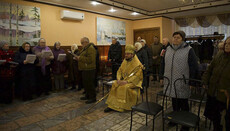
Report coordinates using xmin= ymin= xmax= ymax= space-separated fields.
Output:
xmin=0 ymin=82 xmax=211 ymax=131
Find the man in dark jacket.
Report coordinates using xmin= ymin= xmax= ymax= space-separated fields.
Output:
xmin=108 ymin=37 xmax=122 ymax=80
xmin=140 ymin=39 xmax=153 ymax=87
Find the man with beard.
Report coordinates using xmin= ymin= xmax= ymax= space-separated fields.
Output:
xmin=104 ymin=45 xmax=143 ymax=112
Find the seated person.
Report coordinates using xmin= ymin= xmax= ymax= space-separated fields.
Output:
xmin=104 ymin=45 xmax=143 ymax=112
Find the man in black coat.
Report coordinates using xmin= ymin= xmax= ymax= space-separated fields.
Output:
xmin=140 ymin=39 xmax=153 ymax=87
xmin=108 ymin=37 xmax=122 ymax=80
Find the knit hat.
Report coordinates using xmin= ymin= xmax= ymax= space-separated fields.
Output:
xmin=125 ymin=45 xmax=135 ymax=54
xmin=173 ymin=31 xmax=186 ymax=41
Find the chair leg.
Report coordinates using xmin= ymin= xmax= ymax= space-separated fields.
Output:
xmin=176 ymin=124 xmax=178 ymax=131
xmin=130 ymin=110 xmax=133 ymax=131
xmin=166 ymin=97 xmax=168 ymax=109
xmin=156 ymin=95 xmax=158 ymax=103
xmin=205 ymin=117 xmax=207 ymax=128
xmin=152 ymin=118 xmax=155 ymax=131
xmin=146 ymin=114 xmax=148 ymax=126
xmin=162 ymin=119 xmax=165 ymax=131
xmin=142 ymin=93 xmax=143 ymax=102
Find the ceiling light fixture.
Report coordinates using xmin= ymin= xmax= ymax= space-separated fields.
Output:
xmin=131 ymin=12 xmax=139 ymax=16
xmin=108 ymin=8 xmax=117 ymax=12
xmin=91 ymin=1 xmax=100 ymax=6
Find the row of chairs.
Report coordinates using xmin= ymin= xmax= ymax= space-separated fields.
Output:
xmin=130 ymin=74 xmax=207 ymax=131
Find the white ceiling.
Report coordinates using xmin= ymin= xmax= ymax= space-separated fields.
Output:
xmin=32 ymin=0 xmax=230 ymax=20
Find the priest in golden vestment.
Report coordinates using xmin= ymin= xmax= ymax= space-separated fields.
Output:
xmin=104 ymin=45 xmax=143 ymax=112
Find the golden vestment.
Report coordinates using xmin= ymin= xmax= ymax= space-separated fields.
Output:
xmin=105 ymin=55 xmax=143 ymax=112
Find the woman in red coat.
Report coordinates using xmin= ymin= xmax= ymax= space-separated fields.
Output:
xmin=0 ymin=41 xmax=16 ymax=104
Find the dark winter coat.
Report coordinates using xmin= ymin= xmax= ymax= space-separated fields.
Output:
xmin=67 ymin=49 xmax=79 ymax=83
xmin=202 ymin=51 xmax=230 ymax=103
xmin=108 ymin=41 xmax=122 ymax=64
xmin=143 ymin=44 xmax=153 ymax=72
xmin=14 ymin=47 xmax=38 ymax=96
xmin=136 ymin=48 xmax=149 ymax=73
xmin=51 ymin=49 xmax=67 ymax=75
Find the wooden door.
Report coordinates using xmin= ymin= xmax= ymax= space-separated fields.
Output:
xmin=134 ymin=27 xmax=160 ymax=47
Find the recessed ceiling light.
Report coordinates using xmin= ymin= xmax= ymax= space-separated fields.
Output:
xmin=108 ymin=8 xmax=117 ymax=12
xmin=91 ymin=1 xmax=100 ymax=6
xmin=131 ymin=12 xmax=139 ymax=16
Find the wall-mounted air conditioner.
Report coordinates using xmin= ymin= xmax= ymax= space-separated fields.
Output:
xmin=61 ymin=10 xmax=84 ymax=21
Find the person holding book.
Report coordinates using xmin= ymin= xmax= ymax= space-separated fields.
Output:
xmin=33 ymin=38 xmax=54 ymax=96
xmin=0 ymin=41 xmax=16 ymax=103
xmin=51 ymin=42 xmax=67 ymax=91
xmin=66 ymin=44 xmax=82 ymax=90
xmin=14 ymin=42 xmax=38 ymax=101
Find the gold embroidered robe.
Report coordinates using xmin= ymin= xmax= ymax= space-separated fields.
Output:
xmin=105 ymin=55 xmax=143 ymax=112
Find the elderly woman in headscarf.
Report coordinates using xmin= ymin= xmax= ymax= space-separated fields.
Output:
xmin=135 ymin=42 xmax=148 ymax=90
xmin=14 ymin=42 xmax=38 ymax=101
xmin=67 ymin=44 xmax=82 ymax=90
xmin=203 ymin=36 xmax=230 ymax=131
xmin=51 ymin=42 xmax=67 ymax=91
xmin=33 ymin=38 xmax=54 ymax=96
xmin=0 ymin=41 xmax=16 ymax=103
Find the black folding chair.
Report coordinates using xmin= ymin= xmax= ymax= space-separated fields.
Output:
xmin=162 ymin=78 xmax=206 ymax=131
xmin=130 ymin=74 xmax=170 ymax=131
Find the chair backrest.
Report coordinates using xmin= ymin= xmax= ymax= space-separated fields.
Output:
xmin=144 ymin=73 xmax=170 ymax=113
xmin=166 ymin=78 xmax=206 ymax=117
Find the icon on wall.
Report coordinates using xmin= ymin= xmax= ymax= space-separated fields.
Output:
xmin=97 ymin=17 xmax=126 ymax=45
xmin=0 ymin=2 xmax=41 ymax=46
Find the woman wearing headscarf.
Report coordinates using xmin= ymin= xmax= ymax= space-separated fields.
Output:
xmin=51 ymin=42 xmax=67 ymax=91
xmin=67 ymin=44 xmax=82 ymax=90
xmin=14 ymin=42 xmax=38 ymax=101
xmin=135 ymin=42 xmax=148 ymax=90
xmin=203 ymin=36 xmax=230 ymax=131
xmin=33 ymin=38 xmax=54 ymax=96
xmin=0 ymin=41 xmax=16 ymax=103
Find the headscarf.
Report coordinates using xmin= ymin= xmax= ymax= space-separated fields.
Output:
xmin=135 ymin=42 xmax=142 ymax=52
xmin=71 ymin=44 xmax=78 ymax=53
xmin=33 ymin=39 xmax=50 ymax=75
xmin=0 ymin=40 xmax=8 ymax=51
xmin=54 ymin=41 xmax=61 ymax=50
xmin=223 ymin=36 xmax=230 ymax=54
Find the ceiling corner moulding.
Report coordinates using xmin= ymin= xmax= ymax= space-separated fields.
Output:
xmin=95 ymin=0 xmax=230 ymax=16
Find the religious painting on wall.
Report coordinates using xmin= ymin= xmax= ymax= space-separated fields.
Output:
xmin=97 ymin=17 xmax=126 ymax=45
xmin=0 ymin=2 xmax=41 ymax=46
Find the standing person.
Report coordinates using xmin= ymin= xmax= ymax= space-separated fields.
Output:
xmin=14 ymin=42 xmax=38 ymax=101
xmin=33 ymin=38 xmax=54 ymax=96
xmin=161 ymin=38 xmax=170 ymax=57
xmin=136 ymin=36 xmax=142 ymax=42
xmin=75 ymin=37 xmax=96 ymax=104
xmin=91 ymin=43 xmax=100 ymax=88
xmin=135 ymin=42 xmax=148 ymax=90
xmin=51 ymin=42 xmax=67 ymax=91
xmin=203 ymin=36 xmax=230 ymax=131
xmin=151 ymin=36 xmax=162 ymax=81
xmin=67 ymin=44 xmax=81 ymax=90
xmin=108 ymin=37 xmax=122 ymax=80
xmin=160 ymin=31 xmax=199 ymax=131
xmin=0 ymin=41 xmax=16 ymax=104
